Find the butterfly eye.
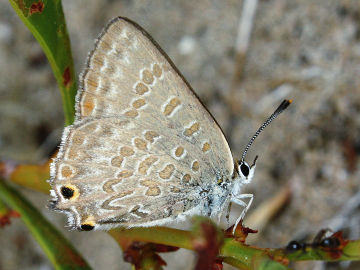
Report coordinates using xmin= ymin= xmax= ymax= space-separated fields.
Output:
xmin=60 ymin=186 xmax=75 ymax=199
xmin=240 ymin=162 xmax=250 ymax=177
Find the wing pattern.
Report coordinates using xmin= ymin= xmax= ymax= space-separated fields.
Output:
xmin=50 ymin=17 xmax=234 ymax=230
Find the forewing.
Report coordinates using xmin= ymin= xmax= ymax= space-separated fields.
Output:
xmin=50 ymin=17 xmax=234 ymax=230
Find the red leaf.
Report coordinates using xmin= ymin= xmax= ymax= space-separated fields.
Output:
xmin=225 ymin=221 xmax=258 ymax=242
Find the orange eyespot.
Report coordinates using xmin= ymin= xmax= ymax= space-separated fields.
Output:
xmin=80 ymin=216 xmax=96 ymax=231
xmin=59 ymin=184 xmax=79 ymax=200
xmin=80 ymin=224 xmax=95 ymax=231
xmin=60 ymin=186 xmax=75 ymax=199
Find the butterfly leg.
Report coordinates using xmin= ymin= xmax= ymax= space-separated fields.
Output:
xmin=230 ymin=193 xmax=253 ymax=234
xmin=225 ymin=201 xmax=232 ymax=227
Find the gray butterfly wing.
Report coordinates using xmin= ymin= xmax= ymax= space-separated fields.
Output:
xmin=50 ymin=17 xmax=234 ymax=230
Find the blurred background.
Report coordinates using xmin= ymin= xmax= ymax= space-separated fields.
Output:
xmin=1 ymin=0 xmax=360 ymax=269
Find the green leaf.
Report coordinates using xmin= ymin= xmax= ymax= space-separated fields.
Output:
xmin=0 ymin=180 xmax=92 ymax=270
xmin=7 ymin=159 xmax=51 ymax=193
xmin=9 ymin=0 xmax=77 ymax=125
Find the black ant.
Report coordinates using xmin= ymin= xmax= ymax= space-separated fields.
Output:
xmin=285 ymin=229 xmax=341 ymax=253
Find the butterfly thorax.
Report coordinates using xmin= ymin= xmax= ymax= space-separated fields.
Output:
xmin=195 ymin=169 xmax=234 ymax=218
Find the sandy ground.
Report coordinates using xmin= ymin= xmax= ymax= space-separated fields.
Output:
xmin=1 ymin=1 xmax=360 ymax=269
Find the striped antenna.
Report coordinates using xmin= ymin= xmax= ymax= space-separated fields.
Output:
xmin=241 ymin=99 xmax=292 ymax=163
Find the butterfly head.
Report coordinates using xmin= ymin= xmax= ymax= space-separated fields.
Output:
xmin=237 ymin=156 xmax=257 ymax=183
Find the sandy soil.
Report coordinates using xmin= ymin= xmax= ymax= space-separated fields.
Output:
xmin=0 ymin=1 xmax=359 ymax=269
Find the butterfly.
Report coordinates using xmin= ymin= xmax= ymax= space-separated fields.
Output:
xmin=49 ymin=17 xmax=291 ymax=232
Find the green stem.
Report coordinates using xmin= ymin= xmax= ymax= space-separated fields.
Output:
xmin=9 ymin=0 xmax=77 ymax=125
